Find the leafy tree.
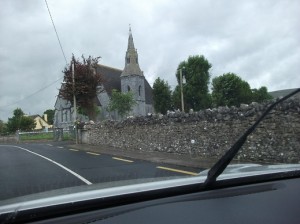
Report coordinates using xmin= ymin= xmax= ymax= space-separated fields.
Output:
xmin=59 ymin=54 xmax=103 ymax=120
xmin=43 ymin=109 xmax=55 ymax=125
xmin=152 ymin=78 xmax=172 ymax=114
xmin=212 ymin=73 xmax=252 ymax=107
xmin=7 ymin=108 xmax=24 ymax=133
xmin=20 ymin=116 xmax=36 ymax=131
xmin=173 ymin=55 xmax=212 ymax=111
xmin=6 ymin=108 xmax=35 ymax=133
xmin=172 ymin=85 xmax=181 ymax=110
xmin=108 ymin=89 xmax=136 ymax=119
xmin=252 ymin=86 xmax=273 ymax=103
xmin=0 ymin=120 xmax=8 ymax=135
xmin=13 ymin=108 xmax=24 ymax=118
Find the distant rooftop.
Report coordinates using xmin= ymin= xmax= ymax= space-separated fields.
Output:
xmin=269 ymin=88 xmax=300 ymax=98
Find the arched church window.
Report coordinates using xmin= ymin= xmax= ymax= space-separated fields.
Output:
xmin=126 ymin=57 xmax=130 ymax=64
xmin=136 ymin=57 xmax=138 ymax=63
xmin=127 ymin=86 xmax=131 ymax=92
xmin=138 ymin=85 xmax=141 ymax=96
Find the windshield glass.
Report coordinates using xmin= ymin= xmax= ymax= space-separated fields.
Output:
xmin=0 ymin=0 xmax=299 ymax=206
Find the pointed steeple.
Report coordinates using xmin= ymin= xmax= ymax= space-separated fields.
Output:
xmin=127 ymin=26 xmax=135 ymax=50
xmin=121 ymin=26 xmax=143 ymax=77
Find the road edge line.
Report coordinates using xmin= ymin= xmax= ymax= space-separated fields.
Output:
xmin=157 ymin=166 xmax=198 ymax=176
xmin=13 ymin=146 xmax=92 ymax=185
xmin=112 ymin=157 xmax=133 ymax=163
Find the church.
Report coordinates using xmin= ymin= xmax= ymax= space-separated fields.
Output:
xmin=53 ymin=28 xmax=153 ymax=129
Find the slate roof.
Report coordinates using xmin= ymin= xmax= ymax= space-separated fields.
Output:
xmin=269 ymin=88 xmax=300 ymax=99
xmin=96 ymin=64 xmax=153 ymax=104
xmin=96 ymin=64 xmax=122 ymax=96
xmin=144 ymin=78 xmax=153 ymax=104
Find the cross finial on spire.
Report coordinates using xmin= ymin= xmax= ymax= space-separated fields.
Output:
xmin=129 ymin=24 xmax=131 ymax=34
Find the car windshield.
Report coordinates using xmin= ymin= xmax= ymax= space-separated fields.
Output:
xmin=0 ymin=0 xmax=299 ymax=209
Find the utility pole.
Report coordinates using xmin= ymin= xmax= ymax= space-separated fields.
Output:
xmin=72 ymin=62 xmax=78 ymax=144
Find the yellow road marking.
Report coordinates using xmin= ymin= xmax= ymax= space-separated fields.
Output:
xmin=86 ymin=152 xmax=100 ymax=156
xmin=157 ymin=166 xmax=198 ymax=176
xmin=112 ymin=157 xmax=133 ymax=163
xmin=69 ymin=148 xmax=79 ymax=152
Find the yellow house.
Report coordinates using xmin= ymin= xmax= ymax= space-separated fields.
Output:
xmin=28 ymin=114 xmax=53 ymax=130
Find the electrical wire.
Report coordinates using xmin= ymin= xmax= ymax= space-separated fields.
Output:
xmin=0 ymin=1 xmax=68 ymax=110
xmin=0 ymin=77 xmax=63 ymax=110
xmin=45 ymin=0 xmax=68 ymax=65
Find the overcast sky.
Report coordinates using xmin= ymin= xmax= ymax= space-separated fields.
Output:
xmin=0 ymin=0 xmax=299 ymax=121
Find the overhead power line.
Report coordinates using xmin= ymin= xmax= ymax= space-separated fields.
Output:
xmin=0 ymin=77 xmax=63 ymax=109
xmin=45 ymin=0 xmax=68 ymax=65
xmin=0 ymin=1 xmax=69 ymax=110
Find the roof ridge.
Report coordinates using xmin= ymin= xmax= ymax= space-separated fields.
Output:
xmin=269 ymin=88 xmax=298 ymax=93
xmin=97 ymin=64 xmax=122 ymax=72
xmin=26 ymin=114 xmax=41 ymax=117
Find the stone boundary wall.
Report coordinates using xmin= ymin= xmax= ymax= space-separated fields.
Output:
xmin=83 ymin=97 xmax=300 ymax=163
xmin=0 ymin=135 xmax=17 ymax=143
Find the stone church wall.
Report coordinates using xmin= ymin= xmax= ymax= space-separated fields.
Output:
xmin=121 ymin=75 xmax=146 ymax=116
xmin=83 ymin=97 xmax=300 ymax=164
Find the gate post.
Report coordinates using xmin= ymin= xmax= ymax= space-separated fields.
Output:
xmin=54 ymin=128 xmax=63 ymax=141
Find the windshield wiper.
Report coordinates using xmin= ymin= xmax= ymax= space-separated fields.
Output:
xmin=204 ymin=88 xmax=300 ymax=187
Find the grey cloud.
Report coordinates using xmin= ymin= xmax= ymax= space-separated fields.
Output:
xmin=0 ymin=0 xmax=299 ymax=121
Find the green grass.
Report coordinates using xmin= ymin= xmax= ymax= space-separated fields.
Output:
xmin=19 ymin=132 xmax=74 ymax=141
xmin=62 ymin=133 xmax=73 ymax=140
xmin=20 ymin=132 xmax=54 ymax=141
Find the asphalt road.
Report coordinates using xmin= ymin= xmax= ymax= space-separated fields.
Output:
xmin=0 ymin=143 xmax=201 ymax=201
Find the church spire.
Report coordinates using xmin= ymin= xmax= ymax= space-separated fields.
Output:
xmin=128 ymin=25 xmax=135 ymax=50
xmin=121 ymin=26 xmax=143 ymax=77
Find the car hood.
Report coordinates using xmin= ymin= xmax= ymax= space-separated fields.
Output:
xmin=1 ymin=163 xmax=300 ymax=214
xmin=200 ymin=163 xmax=300 ymax=180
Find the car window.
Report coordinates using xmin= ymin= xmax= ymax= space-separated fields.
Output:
xmin=0 ymin=0 xmax=299 ymax=215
